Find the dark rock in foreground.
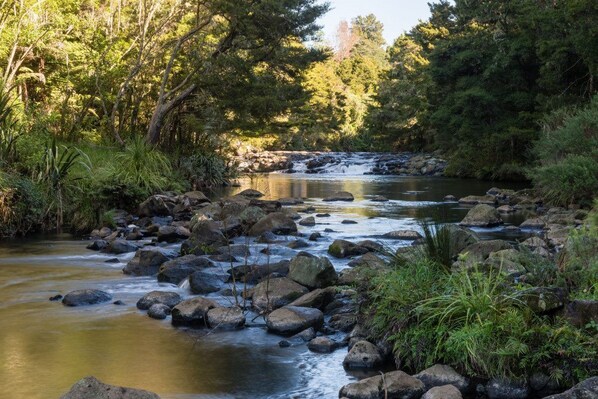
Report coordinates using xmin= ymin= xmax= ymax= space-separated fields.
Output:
xmin=265 ymin=306 xmax=324 ymax=335
xmin=60 ymin=376 xmax=160 ymax=399
xmin=136 ymin=291 xmax=182 ymax=310
xmin=544 ymin=377 xmax=598 ymax=399
xmin=62 ymin=290 xmax=112 ymax=307
xmin=339 ymin=370 xmax=425 ymax=399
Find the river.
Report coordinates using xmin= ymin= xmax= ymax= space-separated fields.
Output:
xmin=0 ymin=165 xmax=530 ymax=398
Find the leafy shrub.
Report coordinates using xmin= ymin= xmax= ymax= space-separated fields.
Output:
xmin=0 ymin=172 xmax=45 ymax=237
xmin=530 ymin=97 xmax=598 ymax=206
xmin=108 ymin=136 xmax=179 ymax=195
xmin=181 ymin=152 xmax=234 ymax=189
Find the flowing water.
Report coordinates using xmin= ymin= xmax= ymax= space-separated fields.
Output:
xmin=0 ymin=158 xmax=531 ymax=399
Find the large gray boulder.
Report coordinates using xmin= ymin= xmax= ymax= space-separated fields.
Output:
xmin=181 ymin=220 xmax=228 ymax=255
xmin=452 ymin=240 xmax=513 ymax=271
xmin=248 ymin=212 xmax=297 ymax=236
xmin=104 ymin=239 xmax=139 ymax=254
xmin=138 ymin=194 xmax=175 ymax=217
xmin=62 ymin=290 xmax=112 ymax=307
xmin=343 ymin=340 xmax=383 ymax=369
xmin=251 ymin=277 xmax=308 ymax=310
xmin=206 ymin=307 xmax=245 ymax=330
xmin=289 ymin=287 xmax=336 ymax=310
xmin=328 ymin=239 xmax=369 ymax=259
xmin=171 ymin=297 xmax=219 ymax=326
xmin=339 ymin=370 xmax=425 ymax=399
xmin=543 ymin=377 xmax=598 ymax=399
xmin=265 ymin=306 xmax=324 ymax=335
xmin=459 ymin=204 xmax=503 ymax=227
xmin=414 ymin=364 xmax=469 ymax=393
xmin=228 ymin=260 xmax=290 ymax=284
xmin=486 ymin=378 xmax=530 ymax=399
xmin=123 ymin=247 xmax=174 ymax=276
xmin=136 ymin=291 xmax=182 ymax=310
xmin=288 ymin=254 xmax=338 ymax=289
xmin=189 ymin=269 xmax=228 ymax=294
xmin=60 ymin=376 xmax=160 ymax=399
xmin=157 ymin=255 xmax=214 ymax=284
xmin=445 ymin=225 xmax=480 ymax=255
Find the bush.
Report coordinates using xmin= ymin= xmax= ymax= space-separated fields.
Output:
xmin=181 ymin=152 xmax=233 ymax=189
xmin=0 ymin=172 xmax=45 ymax=237
xmin=530 ymin=97 xmax=598 ymax=206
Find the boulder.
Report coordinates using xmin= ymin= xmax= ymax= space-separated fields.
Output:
xmin=348 ymin=253 xmax=387 ymax=269
xmin=323 ymin=191 xmax=354 ymax=202
xmin=278 ymin=197 xmax=304 ymax=205
xmin=252 ymin=277 xmax=309 ymax=310
xmin=289 ymin=287 xmax=336 ymax=310
xmin=444 ymin=195 xmax=457 ymax=202
xmin=328 ymin=240 xmax=369 ymax=259
xmin=371 ymin=195 xmax=389 ymax=202
xmin=299 ymin=216 xmax=316 ymax=226
xmin=422 ymin=385 xmax=463 ymax=399
xmin=382 ymin=230 xmax=422 ymax=240
xmin=343 ymin=340 xmax=383 ymax=369
xmin=248 ymin=212 xmax=298 ymax=236
xmin=157 ymin=225 xmax=190 ymax=243
xmin=147 ymin=304 xmax=171 ymax=320
xmin=138 ymin=194 xmax=174 ymax=217
xmin=181 ymin=220 xmax=228 ymax=255
xmin=265 ymin=306 xmax=324 ymax=335
xmin=86 ymin=240 xmax=108 ymax=251
xmin=123 ymin=247 xmax=174 ymax=276
xmin=497 ymin=205 xmax=515 ymax=214
xmin=171 ymin=297 xmax=219 ymax=326
xmin=60 ymin=376 xmax=160 ymax=399
xmin=339 ymin=370 xmax=425 ymax=399
xmin=562 ymin=300 xmax=598 ymax=328
xmin=459 ymin=204 xmax=502 ymax=227
xmin=414 ymin=364 xmax=469 ymax=393
xmin=236 ymin=189 xmax=264 ymax=198
xmin=453 ymin=240 xmax=513 ymax=271
xmin=62 ymin=290 xmax=112 ymax=307
xmin=520 ymin=218 xmax=546 ymax=229
xmin=445 ymin=225 xmax=480 ymax=255
xmin=136 ymin=291 xmax=182 ymax=310
xmin=104 ymin=239 xmax=139 ymax=255
xmin=228 ymin=260 xmax=290 ymax=284
xmin=308 ymin=336 xmax=339 ymax=353
xmin=518 ymin=287 xmax=567 ymax=314
xmin=486 ymin=378 xmax=530 ymax=399
xmin=483 ymin=249 xmax=526 ymax=276
xmin=206 ymin=307 xmax=245 ymax=329
xmin=182 ymin=191 xmax=210 ymax=205
xmin=189 ymin=269 xmax=228 ymax=294
xmin=157 ymin=255 xmax=214 ymax=284
xmin=543 ymin=377 xmax=598 ymax=399
xmin=288 ymin=254 xmax=338 ymax=289
xmin=458 ymin=195 xmax=497 ymax=206
xmin=238 ymin=206 xmax=266 ymax=228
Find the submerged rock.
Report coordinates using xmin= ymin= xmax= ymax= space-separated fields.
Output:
xmin=147 ymin=304 xmax=171 ymax=320
xmin=323 ymin=191 xmax=354 ymax=202
xmin=60 ymin=376 xmax=160 ymax=399
xmin=307 ymin=336 xmax=339 ymax=353
xmin=62 ymin=290 xmax=112 ymax=307
xmin=328 ymin=239 xmax=369 ymax=258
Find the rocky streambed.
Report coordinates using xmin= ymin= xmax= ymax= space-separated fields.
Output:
xmin=2 ymin=173 xmax=595 ymax=399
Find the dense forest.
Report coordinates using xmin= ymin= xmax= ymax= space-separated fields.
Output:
xmin=0 ymin=0 xmax=597 ymax=236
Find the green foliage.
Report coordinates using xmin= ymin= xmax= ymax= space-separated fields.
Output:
xmin=181 ymin=152 xmax=233 ymax=189
xmin=0 ymin=83 xmax=21 ymax=169
xmin=0 ymin=172 xmax=45 ymax=237
xmin=109 ymin=137 xmax=174 ymax=196
xmin=530 ymin=97 xmax=598 ymax=206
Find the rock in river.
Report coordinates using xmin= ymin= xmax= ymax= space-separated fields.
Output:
xmin=123 ymin=247 xmax=175 ymax=276
xmin=252 ymin=277 xmax=309 ymax=310
xmin=414 ymin=364 xmax=469 ymax=393
xmin=459 ymin=204 xmax=502 ymax=227
xmin=339 ymin=370 xmax=425 ymax=399
xmin=60 ymin=376 xmax=160 ymax=399
xmin=328 ymin=239 xmax=369 ymax=259
xmin=206 ymin=307 xmax=245 ymax=330
xmin=288 ymin=253 xmax=338 ymax=289
xmin=136 ymin=291 xmax=182 ymax=310
xmin=157 ymin=255 xmax=214 ymax=284
xmin=343 ymin=340 xmax=383 ymax=369
xmin=323 ymin=191 xmax=354 ymax=202
xmin=147 ymin=304 xmax=171 ymax=320
xmin=171 ymin=297 xmax=219 ymax=327
xmin=62 ymin=290 xmax=112 ymax=307
xmin=265 ymin=306 xmax=324 ymax=335
xmin=248 ymin=212 xmax=298 ymax=236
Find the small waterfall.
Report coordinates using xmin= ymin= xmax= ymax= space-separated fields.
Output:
xmin=178 ymin=277 xmax=190 ymax=291
xmin=286 ymin=152 xmax=380 ymax=175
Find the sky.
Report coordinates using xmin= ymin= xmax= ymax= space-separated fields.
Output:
xmin=318 ymin=0 xmax=433 ymax=46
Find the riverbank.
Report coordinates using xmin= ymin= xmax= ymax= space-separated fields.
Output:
xmin=32 ymin=176 xmax=597 ymax=398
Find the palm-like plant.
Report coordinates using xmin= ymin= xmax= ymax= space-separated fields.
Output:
xmin=37 ymin=140 xmax=91 ymax=230
xmin=0 ymin=81 xmax=20 ymax=168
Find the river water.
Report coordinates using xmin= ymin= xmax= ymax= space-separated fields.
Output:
xmin=0 ymin=169 xmax=530 ymax=399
